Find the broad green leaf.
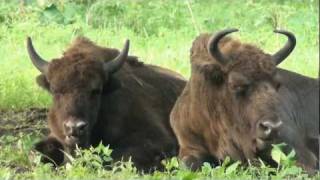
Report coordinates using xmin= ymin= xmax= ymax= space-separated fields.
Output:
xmin=39 ymin=4 xmax=64 ymax=24
xmin=221 ymin=156 xmax=231 ymax=168
xmin=271 ymin=143 xmax=287 ymax=165
xmin=225 ymin=161 xmax=241 ymax=175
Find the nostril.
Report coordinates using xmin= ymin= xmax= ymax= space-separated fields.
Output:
xmin=64 ymin=120 xmax=87 ymax=137
xmin=259 ymin=122 xmax=271 ymax=136
xmin=257 ymin=120 xmax=282 ymax=138
xmin=64 ymin=122 xmax=73 ymax=136
xmin=76 ymin=121 xmax=88 ymax=131
xmin=64 ymin=121 xmax=72 ymax=131
xmin=259 ymin=120 xmax=282 ymax=129
xmin=262 ymin=120 xmax=282 ymax=129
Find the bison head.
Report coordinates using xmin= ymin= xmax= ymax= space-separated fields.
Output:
xmin=27 ymin=37 xmax=130 ymax=149
xmin=206 ymin=29 xmax=296 ymax=152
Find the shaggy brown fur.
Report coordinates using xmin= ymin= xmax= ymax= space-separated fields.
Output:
xmin=170 ymin=33 xmax=319 ymax=172
xmin=31 ymin=37 xmax=186 ymax=172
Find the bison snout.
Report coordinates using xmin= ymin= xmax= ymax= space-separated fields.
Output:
xmin=255 ymin=120 xmax=282 ymax=151
xmin=64 ymin=120 xmax=88 ymax=137
xmin=257 ymin=120 xmax=282 ymax=139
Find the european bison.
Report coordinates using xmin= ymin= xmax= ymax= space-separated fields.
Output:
xmin=27 ymin=37 xmax=186 ymax=171
xmin=170 ymin=29 xmax=319 ymax=172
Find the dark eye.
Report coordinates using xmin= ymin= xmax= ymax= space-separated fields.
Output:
xmin=53 ymin=92 xmax=63 ymax=100
xmin=233 ymin=84 xmax=250 ymax=97
xmin=273 ymin=81 xmax=281 ymax=91
xmin=51 ymin=88 xmax=62 ymax=97
xmin=91 ymin=89 xmax=101 ymax=96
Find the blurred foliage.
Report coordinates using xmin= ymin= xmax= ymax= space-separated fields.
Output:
xmin=0 ymin=0 xmax=318 ymax=107
xmin=0 ymin=133 xmax=315 ymax=179
xmin=86 ymin=0 xmax=189 ymax=36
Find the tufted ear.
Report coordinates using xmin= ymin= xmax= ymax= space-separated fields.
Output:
xmin=36 ymin=74 xmax=51 ymax=92
xmin=196 ymin=63 xmax=224 ymax=85
xmin=102 ymin=76 xmax=122 ymax=94
xmin=126 ymin=55 xmax=144 ymax=66
xmin=34 ymin=136 xmax=65 ymax=166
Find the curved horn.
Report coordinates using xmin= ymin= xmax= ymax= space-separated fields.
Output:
xmin=272 ymin=30 xmax=296 ymax=65
xmin=207 ymin=28 xmax=239 ymax=65
xmin=27 ymin=37 xmax=49 ymax=74
xmin=104 ymin=39 xmax=130 ymax=74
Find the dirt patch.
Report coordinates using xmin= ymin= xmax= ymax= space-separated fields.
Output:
xmin=0 ymin=108 xmax=49 ymax=137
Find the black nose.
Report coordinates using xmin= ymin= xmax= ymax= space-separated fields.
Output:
xmin=64 ymin=121 xmax=88 ymax=136
xmin=257 ymin=120 xmax=282 ymax=139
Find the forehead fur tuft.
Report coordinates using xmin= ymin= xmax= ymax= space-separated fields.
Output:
xmin=191 ymin=33 xmax=276 ymax=79
xmin=226 ymin=47 xmax=276 ymax=80
xmin=63 ymin=36 xmax=120 ymax=62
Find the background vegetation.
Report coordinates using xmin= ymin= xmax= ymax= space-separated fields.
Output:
xmin=0 ymin=0 xmax=319 ymax=179
xmin=0 ymin=0 xmax=318 ymax=109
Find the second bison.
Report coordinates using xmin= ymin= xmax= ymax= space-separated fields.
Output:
xmin=170 ymin=29 xmax=319 ymax=172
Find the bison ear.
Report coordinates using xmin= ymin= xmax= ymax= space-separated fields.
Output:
xmin=34 ymin=136 xmax=65 ymax=166
xmin=36 ymin=74 xmax=51 ymax=92
xmin=102 ymin=76 xmax=122 ymax=94
xmin=200 ymin=64 xmax=224 ymax=85
xmin=273 ymin=72 xmax=282 ymax=91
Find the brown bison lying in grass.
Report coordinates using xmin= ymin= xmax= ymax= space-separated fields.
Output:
xmin=27 ymin=37 xmax=186 ymax=171
xmin=170 ymin=29 xmax=319 ymax=173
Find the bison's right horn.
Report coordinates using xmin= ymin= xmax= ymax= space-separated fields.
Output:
xmin=104 ymin=39 xmax=130 ymax=74
xmin=27 ymin=37 xmax=49 ymax=74
xmin=271 ymin=30 xmax=296 ymax=65
xmin=207 ymin=28 xmax=239 ymax=65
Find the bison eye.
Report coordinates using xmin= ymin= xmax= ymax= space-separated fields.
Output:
xmin=52 ymin=90 xmax=63 ymax=98
xmin=55 ymin=93 xmax=62 ymax=98
xmin=273 ymin=81 xmax=281 ymax=91
xmin=91 ymin=89 xmax=101 ymax=96
xmin=233 ymin=84 xmax=250 ymax=97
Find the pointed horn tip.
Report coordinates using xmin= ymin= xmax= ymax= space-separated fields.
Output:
xmin=213 ymin=28 xmax=239 ymax=36
xmin=121 ymin=39 xmax=130 ymax=55
xmin=272 ymin=29 xmax=296 ymax=65
xmin=212 ymin=28 xmax=239 ymax=40
xmin=227 ymin=28 xmax=239 ymax=33
xmin=124 ymin=39 xmax=130 ymax=48
xmin=273 ymin=30 xmax=296 ymax=43
xmin=273 ymin=29 xmax=294 ymax=36
xmin=207 ymin=28 xmax=239 ymax=66
xmin=273 ymin=29 xmax=286 ymax=33
xmin=26 ymin=36 xmax=32 ymax=45
xmin=209 ymin=28 xmax=239 ymax=46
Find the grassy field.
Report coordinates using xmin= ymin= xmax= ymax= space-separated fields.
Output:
xmin=0 ymin=0 xmax=319 ymax=179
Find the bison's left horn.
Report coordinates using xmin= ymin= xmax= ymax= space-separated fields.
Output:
xmin=272 ymin=30 xmax=296 ymax=65
xmin=104 ymin=39 xmax=130 ymax=74
xmin=207 ymin=28 xmax=239 ymax=65
xmin=27 ymin=37 xmax=49 ymax=74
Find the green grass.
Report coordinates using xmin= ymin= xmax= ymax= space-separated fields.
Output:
xmin=0 ymin=0 xmax=318 ymax=109
xmin=0 ymin=133 xmax=318 ymax=179
xmin=0 ymin=0 xmax=319 ymax=179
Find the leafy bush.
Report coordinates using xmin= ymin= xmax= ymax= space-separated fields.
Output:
xmin=0 ymin=133 xmax=317 ymax=179
xmin=86 ymin=0 xmax=190 ymax=36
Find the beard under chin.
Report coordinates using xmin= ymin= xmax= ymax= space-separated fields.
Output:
xmin=65 ymin=135 xmax=90 ymax=150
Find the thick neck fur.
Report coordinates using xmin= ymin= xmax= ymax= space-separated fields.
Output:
xmin=189 ymin=71 xmax=255 ymax=161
